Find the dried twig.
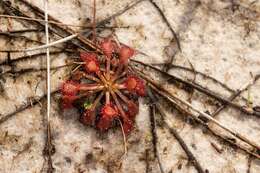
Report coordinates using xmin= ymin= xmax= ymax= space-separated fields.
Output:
xmin=131 ymin=59 xmax=260 ymax=117
xmin=147 ymin=87 xmax=205 ymax=173
xmin=152 ymin=63 xmax=240 ymax=93
xmin=0 ymin=31 xmax=43 ymax=44
xmin=206 ymin=127 xmax=260 ymax=159
xmin=211 ymin=76 xmax=260 ymax=118
xmin=151 ymin=62 xmax=254 ymax=104
xmin=0 ymin=51 xmax=73 ymax=66
xmin=145 ymin=76 xmax=260 ymax=158
xmin=148 ymin=99 xmax=165 ymax=173
xmin=133 ymin=67 xmax=260 ymax=150
xmin=4 ymin=28 xmax=44 ymax=33
xmin=0 ymin=14 xmax=129 ymax=29
xmin=0 ymin=63 xmax=74 ymax=77
xmin=0 ymin=30 xmax=74 ymax=53
xmin=149 ymin=0 xmax=181 ymax=51
xmin=0 ymin=90 xmax=59 ymax=125
xmin=144 ymin=76 xmax=260 ymax=159
xmin=247 ymin=155 xmax=253 ymax=173
xmin=144 ymin=149 xmax=151 ymax=173
xmin=148 ymin=0 xmax=181 ymax=72
xmin=0 ymin=0 xmax=91 ymax=51
xmin=12 ymin=0 xmax=146 ymax=52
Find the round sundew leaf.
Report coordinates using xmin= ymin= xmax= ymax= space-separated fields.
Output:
xmin=97 ymin=115 xmax=114 ymax=131
xmin=61 ymin=95 xmax=78 ymax=109
xmin=136 ymin=80 xmax=146 ymax=96
xmin=101 ymin=104 xmax=118 ymax=118
xmin=80 ymin=52 xmax=97 ymax=62
xmin=80 ymin=52 xmax=100 ymax=73
xmin=61 ymin=80 xmax=79 ymax=96
xmin=100 ymin=38 xmax=114 ymax=59
xmin=127 ymin=101 xmax=139 ymax=119
xmin=126 ymin=77 xmax=137 ymax=90
xmin=86 ymin=60 xmax=99 ymax=73
xmin=119 ymin=45 xmax=135 ymax=64
xmin=125 ymin=76 xmax=146 ymax=96
xmin=80 ymin=110 xmax=96 ymax=126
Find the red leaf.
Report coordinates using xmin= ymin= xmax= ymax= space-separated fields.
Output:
xmin=61 ymin=95 xmax=78 ymax=109
xmin=80 ymin=52 xmax=100 ymax=73
xmin=97 ymin=115 xmax=113 ymax=131
xmin=100 ymin=38 xmax=114 ymax=59
xmin=119 ymin=45 xmax=135 ymax=64
xmin=97 ymin=104 xmax=119 ymax=131
xmin=80 ymin=110 xmax=95 ymax=126
xmin=61 ymin=80 xmax=79 ymax=96
xmin=127 ymin=101 xmax=139 ymax=119
xmin=124 ymin=76 xmax=146 ymax=96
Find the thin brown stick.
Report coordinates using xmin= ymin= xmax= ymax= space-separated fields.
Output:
xmin=152 ymin=62 xmax=253 ymax=104
xmin=0 ymin=31 xmax=46 ymax=45
xmin=147 ymin=88 xmax=205 ymax=173
xmin=43 ymin=122 xmax=55 ymax=173
xmin=148 ymin=0 xmax=181 ymax=72
xmin=0 ymin=90 xmax=59 ymax=125
xmin=145 ymin=74 xmax=260 ymax=150
xmin=247 ymin=155 xmax=253 ymax=173
xmin=92 ymin=0 xmax=97 ymax=46
xmin=150 ymin=82 xmax=260 ymax=157
xmin=1 ymin=0 xmax=90 ymax=51
xmin=0 ymin=0 xmax=146 ymax=54
xmin=131 ymin=65 xmax=260 ymax=151
xmin=149 ymin=0 xmax=181 ymax=51
xmin=0 ymin=51 xmax=73 ymax=66
xmin=211 ymin=78 xmax=259 ymax=118
xmin=131 ymin=60 xmax=260 ymax=117
xmin=152 ymin=63 xmax=240 ymax=94
xmin=6 ymin=28 xmax=43 ymax=33
xmin=144 ymin=149 xmax=151 ymax=173
xmin=0 ymin=14 xmax=129 ymax=29
xmin=0 ymin=30 xmax=75 ymax=52
xmin=20 ymin=0 xmax=94 ymax=50
xmin=18 ymin=0 xmax=145 ymax=52
xmin=206 ymin=127 xmax=260 ymax=159
xmin=148 ymin=86 xmax=260 ymax=159
xmin=149 ymin=103 xmax=165 ymax=173
xmin=0 ymin=63 xmax=74 ymax=77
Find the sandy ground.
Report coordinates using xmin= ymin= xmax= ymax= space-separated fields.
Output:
xmin=0 ymin=0 xmax=260 ymax=173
